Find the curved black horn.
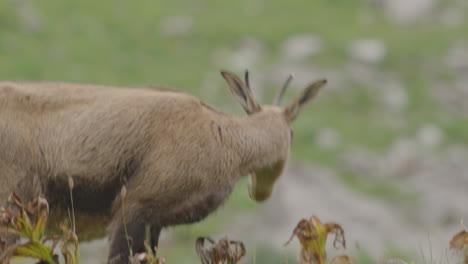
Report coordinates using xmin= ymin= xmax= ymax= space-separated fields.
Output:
xmin=274 ymin=73 xmax=294 ymax=106
xmin=244 ymin=70 xmax=252 ymax=92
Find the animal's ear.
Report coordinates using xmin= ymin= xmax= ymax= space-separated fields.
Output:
xmin=221 ymin=71 xmax=261 ymax=115
xmin=283 ymin=79 xmax=327 ymax=122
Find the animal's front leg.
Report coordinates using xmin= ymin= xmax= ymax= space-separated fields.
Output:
xmin=150 ymin=225 xmax=161 ymax=250
xmin=108 ymin=218 xmax=146 ymax=264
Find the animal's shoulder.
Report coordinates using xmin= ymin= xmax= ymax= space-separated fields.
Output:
xmin=0 ymin=82 xmax=99 ymax=113
xmin=131 ymin=86 xmax=226 ymax=116
xmin=0 ymin=82 xmax=21 ymax=95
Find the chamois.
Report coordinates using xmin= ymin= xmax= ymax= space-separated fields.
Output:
xmin=0 ymin=71 xmax=327 ymax=263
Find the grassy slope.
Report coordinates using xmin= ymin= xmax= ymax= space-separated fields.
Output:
xmin=1 ymin=0 xmax=467 ymax=263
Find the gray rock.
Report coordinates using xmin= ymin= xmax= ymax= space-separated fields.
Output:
xmin=344 ymin=62 xmax=377 ymax=87
xmin=416 ymin=124 xmax=444 ymax=148
xmin=212 ymin=37 xmax=264 ymax=72
xmin=315 ymin=128 xmax=340 ymax=151
xmin=382 ymin=138 xmax=419 ymax=178
xmin=341 ymin=147 xmax=379 ymax=177
xmin=160 ymin=16 xmax=193 ymax=37
xmin=268 ymin=63 xmax=322 ymax=89
xmin=445 ymin=42 xmax=468 ymax=71
xmin=439 ymin=7 xmax=465 ymax=27
xmin=282 ymin=34 xmax=322 ymax=61
xmin=432 ymin=78 xmax=468 ymax=112
xmin=382 ymin=0 xmax=437 ymax=24
xmin=348 ymin=39 xmax=387 ymax=64
xmin=379 ymin=80 xmax=408 ymax=113
xmin=17 ymin=2 xmax=42 ymax=33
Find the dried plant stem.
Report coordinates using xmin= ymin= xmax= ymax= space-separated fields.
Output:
xmin=68 ymin=176 xmax=76 ymax=233
xmin=67 ymin=176 xmax=79 ymax=264
xmin=121 ymin=186 xmax=132 ymax=258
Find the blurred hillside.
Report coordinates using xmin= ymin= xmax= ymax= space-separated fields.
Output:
xmin=1 ymin=0 xmax=467 ymax=263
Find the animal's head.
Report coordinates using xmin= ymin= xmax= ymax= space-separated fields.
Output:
xmin=221 ymin=70 xmax=327 ymax=202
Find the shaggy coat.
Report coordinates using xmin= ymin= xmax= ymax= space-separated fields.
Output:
xmin=0 ymin=71 xmax=326 ymax=263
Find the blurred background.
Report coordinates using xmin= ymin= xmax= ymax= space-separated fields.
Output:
xmin=1 ymin=0 xmax=467 ymax=263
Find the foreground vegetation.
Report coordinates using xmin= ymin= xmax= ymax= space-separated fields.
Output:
xmin=1 ymin=193 xmax=467 ymax=263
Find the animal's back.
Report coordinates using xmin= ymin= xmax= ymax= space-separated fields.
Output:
xmin=0 ymin=81 xmax=186 ymax=114
xmin=0 ymin=81 xmax=210 ymax=203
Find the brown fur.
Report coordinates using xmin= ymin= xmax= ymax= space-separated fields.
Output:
xmin=0 ymin=73 xmax=326 ymax=263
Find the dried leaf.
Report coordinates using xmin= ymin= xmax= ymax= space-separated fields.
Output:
xmin=59 ymin=224 xmax=80 ymax=264
xmin=1 ymin=207 xmax=18 ymax=228
xmin=4 ymin=193 xmax=34 ymax=239
xmin=8 ymin=193 xmax=24 ymax=208
xmin=450 ymin=230 xmax=468 ymax=264
xmin=285 ymin=216 xmax=346 ymax=264
xmin=0 ymin=226 xmax=19 ymax=237
xmin=196 ymin=236 xmax=245 ymax=264
xmin=27 ymin=199 xmax=38 ymax=214
xmin=450 ymin=231 xmax=468 ymax=249
xmin=323 ymin=222 xmax=345 ymax=250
